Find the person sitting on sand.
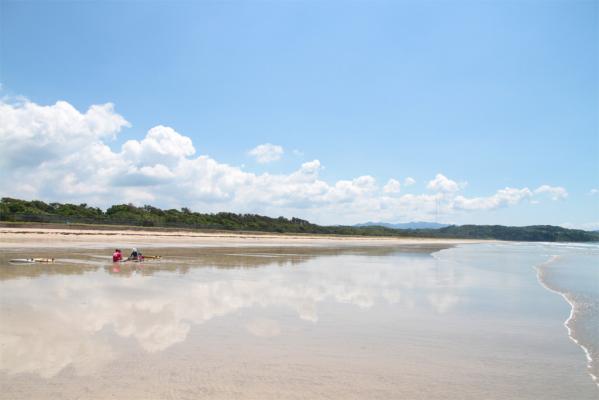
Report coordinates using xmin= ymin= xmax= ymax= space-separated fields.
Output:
xmin=129 ymin=248 xmax=143 ymax=260
xmin=112 ymin=249 xmax=123 ymax=262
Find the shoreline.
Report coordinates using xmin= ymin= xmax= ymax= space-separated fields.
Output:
xmin=0 ymin=226 xmax=488 ymax=249
xmin=534 ymin=255 xmax=599 ymax=388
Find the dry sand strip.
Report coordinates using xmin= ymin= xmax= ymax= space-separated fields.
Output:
xmin=0 ymin=226 xmax=487 ymax=249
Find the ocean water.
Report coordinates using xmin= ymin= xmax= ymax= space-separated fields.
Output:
xmin=531 ymin=243 xmax=599 ymax=386
xmin=0 ymin=243 xmax=597 ymax=399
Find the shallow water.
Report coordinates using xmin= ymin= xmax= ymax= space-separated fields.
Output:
xmin=532 ymin=243 xmax=599 ymax=387
xmin=0 ymin=243 xmax=597 ymax=399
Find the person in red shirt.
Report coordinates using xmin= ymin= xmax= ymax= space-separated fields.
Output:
xmin=112 ymin=249 xmax=123 ymax=262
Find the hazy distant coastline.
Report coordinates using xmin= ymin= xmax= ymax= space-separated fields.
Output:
xmin=2 ymin=198 xmax=598 ymax=242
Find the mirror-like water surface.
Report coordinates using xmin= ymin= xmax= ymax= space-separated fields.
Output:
xmin=0 ymin=243 xmax=597 ymax=399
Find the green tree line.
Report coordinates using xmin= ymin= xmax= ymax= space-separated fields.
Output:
xmin=1 ymin=197 xmax=598 ymax=242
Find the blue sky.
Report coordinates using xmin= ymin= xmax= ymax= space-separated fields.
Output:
xmin=0 ymin=0 xmax=597 ymax=227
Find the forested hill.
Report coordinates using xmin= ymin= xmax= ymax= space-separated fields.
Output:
xmin=1 ymin=198 xmax=598 ymax=243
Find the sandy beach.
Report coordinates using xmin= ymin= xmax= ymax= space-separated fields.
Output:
xmin=3 ymin=1 xmax=595 ymax=398
xmin=0 ymin=226 xmax=486 ymax=249
xmin=1 ymin=241 xmax=597 ymax=399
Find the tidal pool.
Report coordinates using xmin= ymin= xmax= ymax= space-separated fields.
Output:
xmin=0 ymin=243 xmax=597 ymax=399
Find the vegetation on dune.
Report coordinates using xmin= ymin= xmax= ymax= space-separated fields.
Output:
xmin=1 ymin=197 xmax=598 ymax=242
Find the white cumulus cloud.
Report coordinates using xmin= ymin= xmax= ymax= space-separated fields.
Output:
xmin=122 ymin=125 xmax=195 ymax=166
xmin=248 ymin=143 xmax=284 ymax=163
xmin=0 ymin=100 xmax=129 ymax=169
xmin=383 ymin=179 xmax=401 ymax=194
xmin=533 ymin=185 xmax=568 ymax=200
xmin=427 ymin=174 xmax=461 ymax=193
xmin=453 ymin=187 xmax=533 ymax=211
xmin=0 ymin=98 xmax=572 ymax=225
xmin=404 ymin=177 xmax=416 ymax=186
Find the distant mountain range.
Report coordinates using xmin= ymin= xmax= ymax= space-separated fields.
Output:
xmin=355 ymin=221 xmax=450 ymax=230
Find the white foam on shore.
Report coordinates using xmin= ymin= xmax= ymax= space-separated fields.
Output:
xmin=534 ymin=255 xmax=598 ymax=388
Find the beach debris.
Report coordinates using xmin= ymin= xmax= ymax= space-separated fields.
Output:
xmin=9 ymin=258 xmax=55 ymax=264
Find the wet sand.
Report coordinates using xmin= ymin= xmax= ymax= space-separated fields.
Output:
xmin=0 ymin=235 xmax=597 ymax=399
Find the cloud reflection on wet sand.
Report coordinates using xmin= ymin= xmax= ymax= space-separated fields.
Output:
xmin=0 ymin=249 xmax=465 ymax=378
